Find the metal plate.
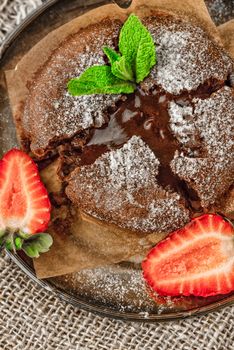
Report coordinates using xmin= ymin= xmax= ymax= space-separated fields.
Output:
xmin=0 ymin=0 xmax=234 ymax=322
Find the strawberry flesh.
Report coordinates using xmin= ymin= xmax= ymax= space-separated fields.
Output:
xmin=0 ymin=149 xmax=51 ymax=234
xmin=142 ymin=214 xmax=234 ymax=297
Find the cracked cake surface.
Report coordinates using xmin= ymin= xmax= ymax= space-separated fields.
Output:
xmin=170 ymin=87 xmax=234 ymax=207
xmin=66 ymin=136 xmax=190 ymax=233
xmin=141 ymin=16 xmax=233 ymax=94
xmin=14 ymin=11 xmax=234 ymax=234
xmin=22 ymin=19 xmax=124 ymax=155
xmin=20 ymin=13 xmax=233 ymax=156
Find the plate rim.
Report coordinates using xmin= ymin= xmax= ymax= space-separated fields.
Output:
xmin=6 ymin=250 xmax=234 ymax=322
xmin=0 ymin=0 xmax=59 ymax=60
xmin=1 ymin=0 xmax=234 ymax=322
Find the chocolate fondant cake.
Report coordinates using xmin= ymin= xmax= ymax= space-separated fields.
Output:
xmin=15 ymin=11 xmax=234 ymax=235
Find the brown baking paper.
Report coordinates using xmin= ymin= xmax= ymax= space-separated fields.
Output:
xmin=215 ymin=20 xmax=234 ymax=219
xmin=218 ymin=20 xmax=234 ymax=58
xmin=35 ymin=160 xmax=168 ymax=278
xmin=4 ymin=0 xmax=228 ymax=278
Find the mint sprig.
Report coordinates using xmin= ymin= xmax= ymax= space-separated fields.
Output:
xmin=68 ymin=14 xmax=156 ymax=96
xmin=68 ymin=66 xmax=135 ymax=96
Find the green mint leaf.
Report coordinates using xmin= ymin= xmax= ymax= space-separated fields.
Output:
xmin=103 ymin=47 xmax=134 ymax=81
xmin=22 ymin=233 xmax=53 ymax=258
xmin=67 ymin=15 xmax=156 ymax=97
xmin=135 ymin=31 xmax=156 ymax=83
xmin=111 ymin=56 xmax=134 ymax=81
xmin=103 ymin=47 xmax=120 ymax=65
xmin=68 ymin=65 xmax=135 ymax=96
xmin=119 ymin=14 xmax=156 ymax=83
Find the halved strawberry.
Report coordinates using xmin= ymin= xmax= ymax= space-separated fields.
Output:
xmin=142 ymin=214 xmax=234 ymax=297
xmin=0 ymin=148 xmax=51 ymax=233
xmin=0 ymin=149 xmax=52 ymax=257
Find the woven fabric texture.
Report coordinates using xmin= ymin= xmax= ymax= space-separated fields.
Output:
xmin=1 ymin=253 xmax=234 ymax=350
xmin=0 ymin=1 xmax=234 ymax=349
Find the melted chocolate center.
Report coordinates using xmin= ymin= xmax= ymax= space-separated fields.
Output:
xmin=63 ymin=87 xmax=208 ymax=212
xmin=78 ymin=90 xmax=183 ymax=193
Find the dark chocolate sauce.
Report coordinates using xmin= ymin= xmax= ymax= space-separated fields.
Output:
xmin=79 ymin=91 xmax=182 ymax=191
xmin=78 ymin=144 xmax=109 ymax=166
xmin=75 ymin=90 xmax=203 ymax=211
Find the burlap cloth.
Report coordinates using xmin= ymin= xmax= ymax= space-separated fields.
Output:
xmin=0 ymin=1 xmax=234 ymax=349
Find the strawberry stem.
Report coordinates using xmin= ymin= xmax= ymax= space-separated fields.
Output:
xmin=0 ymin=229 xmax=24 ymax=254
xmin=6 ymin=230 xmax=16 ymax=253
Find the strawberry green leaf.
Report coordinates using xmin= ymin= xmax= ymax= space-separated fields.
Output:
xmin=5 ymin=239 xmax=13 ymax=251
xmin=22 ymin=233 xmax=53 ymax=258
xmin=119 ymin=14 xmax=156 ymax=83
xmin=67 ymin=65 xmax=135 ymax=96
xmin=15 ymin=237 xmax=23 ymax=250
xmin=22 ymin=244 xmax=40 ymax=258
xmin=103 ymin=46 xmax=120 ymax=65
xmin=18 ymin=230 xmax=31 ymax=239
xmin=0 ymin=229 xmax=5 ymax=238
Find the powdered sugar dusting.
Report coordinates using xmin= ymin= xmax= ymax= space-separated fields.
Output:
xmin=142 ymin=17 xmax=233 ymax=95
xmin=23 ymin=21 xmax=123 ymax=152
xmin=67 ymin=136 xmax=190 ymax=232
xmin=169 ymin=102 xmax=195 ymax=146
xmin=170 ymin=87 xmax=234 ymax=206
xmin=22 ymin=15 xmax=233 ymax=154
xmin=95 ymin=136 xmax=160 ymax=191
xmin=62 ymin=264 xmax=180 ymax=314
xmin=60 ymin=264 xmax=202 ymax=314
xmin=76 ymin=136 xmax=160 ymax=204
xmin=64 ymin=265 xmax=155 ymax=312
